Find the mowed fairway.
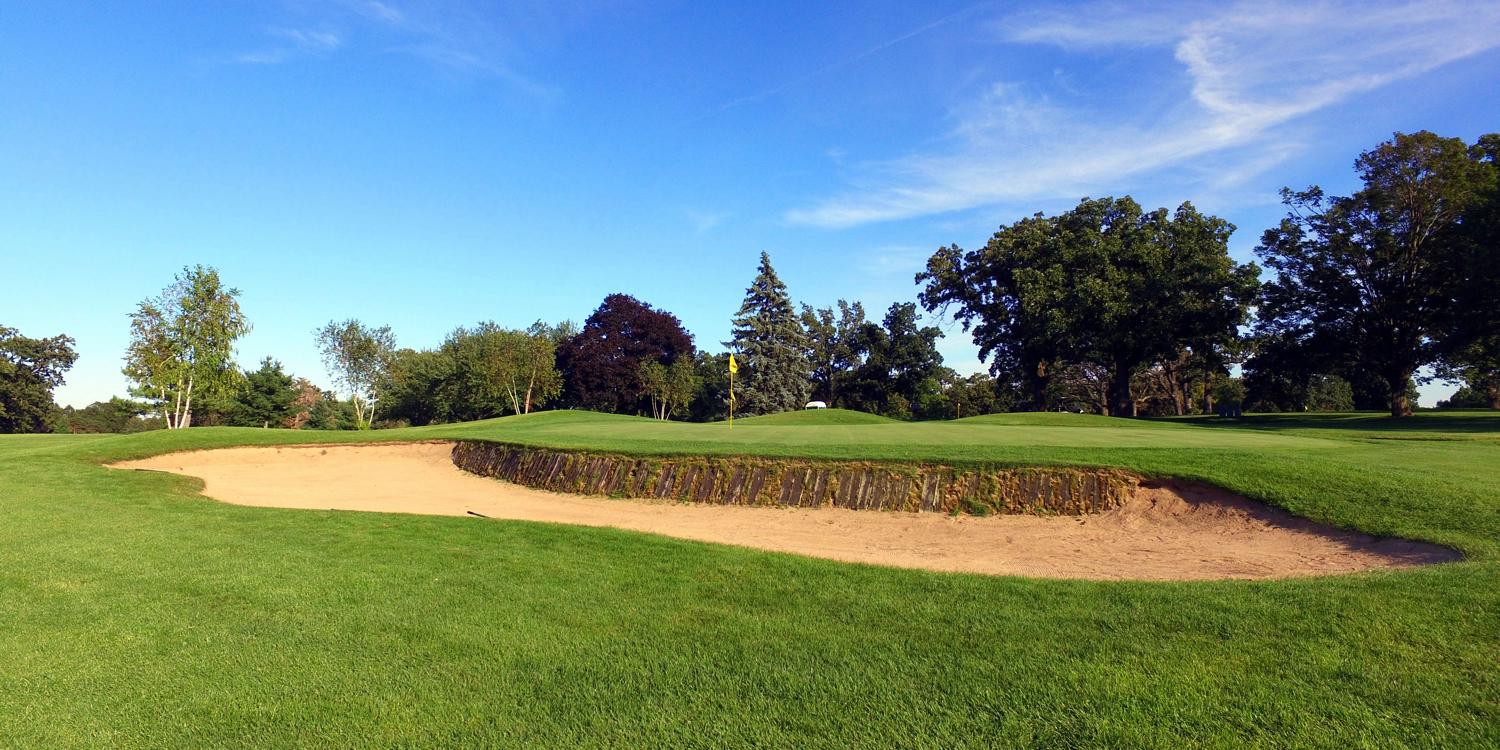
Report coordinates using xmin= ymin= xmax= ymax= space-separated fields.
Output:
xmin=2 ymin=411 xmax=1498 ymax=747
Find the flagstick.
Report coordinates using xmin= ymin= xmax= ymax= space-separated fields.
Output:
xmin=727 ymin=353 xmax=739 ymax=430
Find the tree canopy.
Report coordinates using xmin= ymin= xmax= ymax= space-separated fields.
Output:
xmin=124 ymin=265 xmax=251 ymax=429
xmin=558 ymin=294 xmax=695 ymax=414
xmin=1254 ymin=131 xmax=1496 ymax=416
xmin=438 ymin=322 xmax=563 ymax=421
xmin=0 ymin=325 xmax=77 ymax=433
xmin=639 ymin=356 xmax=699 ymax=420
xmin=56 ymin=397 xmax=157 ymax=434
xmin=800 ymin=299 xmax=866 ymax=406
xmin=232 ymin=358 xmax=301 ymax=428
xmin=315 ymin=319 xmax=396 ymax=430
xmin=920 ymin=197 xmax=1258 ymax=416
xmin=841 ymin=303 xmax=944 ymax=419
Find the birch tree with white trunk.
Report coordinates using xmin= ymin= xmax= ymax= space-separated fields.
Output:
xmin=123 ymin=266 xmax=251 ymax=429
xmin=316 ymin=319 xmax=396 ymax=430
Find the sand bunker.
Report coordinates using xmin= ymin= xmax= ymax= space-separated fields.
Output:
xmin=110 ymin=442 xmax=1458 ymax=580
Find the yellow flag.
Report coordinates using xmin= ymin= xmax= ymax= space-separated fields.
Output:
xmin=728 ymin=354 xmax=739 ymax=375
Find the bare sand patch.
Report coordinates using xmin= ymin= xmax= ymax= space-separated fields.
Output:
xmin=110 ymin=442 xmax=1458 ymax=580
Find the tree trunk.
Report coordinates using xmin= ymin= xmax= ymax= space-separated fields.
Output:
xmin=1389 ymin=390 xmax=1412 ymax=418
xmin=1486 ymin=381 xmax=1500 ymax=410
xmin=1030 ymin=360 xmax=1051 ymax=411
xmin=1161 ymin=356 xmax=1188 ymax=416
xmin=1108 ymin=363 xmax=1135 ymax=418
xmin=1387 ymin=370 xmax=1414 ymax=418
xmin=170 ymin=385 xmax=184 ymax=429
xmin=180 ymin=378 xmax=194 ymax=429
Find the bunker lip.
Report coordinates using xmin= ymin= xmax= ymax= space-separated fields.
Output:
xmin=108 ymin=442 xmax=1461 ymax=581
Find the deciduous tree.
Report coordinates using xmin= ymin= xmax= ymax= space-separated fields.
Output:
xmin=124 ymin=266 xmax=251 ymax=429
xmin=686 ymin=351 xmax=732 ymax=422
xmin=0 ymin=326 xmax=77 ymax=433
xmin=380 ymin=348 xmax=456 ymax=426
xmin=800 ymin=300 xmax=865 ymax=406
xmin=315 ymin=319 xmax=395 ymax=430
xmin=1256 ymin=131 xmax=1492 ymax=416
xmin=639 ymin=357 xmax=699 ymax=420
xmin=58 ymin=397 xmax=157 ymax=434
xmin=843 ymin=303 xmax=944 ymax=417
xmin=1435 ymin=134 xmax=1500 ymax=409
xmin=919 ymin=221 xmax=1072 ymax=409
xmin=558 ymin=294 xmax=695 ymax=414
xmin=441 ymin=323 xmax=563 ymax=420
xmin=921 ymin=199 xmax=1257 ymax=417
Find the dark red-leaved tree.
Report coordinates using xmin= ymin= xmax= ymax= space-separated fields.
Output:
xmin=557 ymin=294 xmax=695 ymax=414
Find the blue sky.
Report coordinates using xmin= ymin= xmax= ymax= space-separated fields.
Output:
xmin=3 ymin=0 xmax=1498 ymax=407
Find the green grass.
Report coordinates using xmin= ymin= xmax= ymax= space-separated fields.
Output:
xmin=2 ymin=411 xmax=1497 ymax=748
xmin=730 ymin=407 xmax=896 ymax=425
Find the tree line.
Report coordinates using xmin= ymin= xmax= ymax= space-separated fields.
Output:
xmin=2 ymin=129 xmax=1495 ymax=433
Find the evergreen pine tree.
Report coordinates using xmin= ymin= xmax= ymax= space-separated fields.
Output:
xmin=728 ymin=252 xmax=811 ymax=414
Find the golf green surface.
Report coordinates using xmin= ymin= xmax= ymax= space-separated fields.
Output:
xmin=3 ymin=410 xmax=1498 ymax=747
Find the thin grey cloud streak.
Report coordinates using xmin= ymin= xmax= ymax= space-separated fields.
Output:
xmin=786 ymin=0 xmax=1500 ymax=228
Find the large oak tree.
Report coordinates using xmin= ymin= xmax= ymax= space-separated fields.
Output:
xmin=1255 ymin=131 xmax=1495 ymax=416
xmin=1436 ymin=134 xmax=1500 ymax=409
xmin=920 ymin=198 xmax=1258 ymax=416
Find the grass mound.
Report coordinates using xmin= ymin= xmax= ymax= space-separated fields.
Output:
xmin=731 ymin=408 xmax=896 ymax=425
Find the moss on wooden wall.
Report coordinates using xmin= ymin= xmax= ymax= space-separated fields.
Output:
xmin=451 ymin=442 xmax=1138 ymax=516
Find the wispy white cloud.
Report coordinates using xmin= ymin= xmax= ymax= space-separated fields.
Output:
xmin=858 ymin=244 xmax=933 ymax=279
xmin=230 ymin=1 xmax=567 ymax=99
xmin=685 ymin=209 xmax=731 ymax=234
xmin=346 ymin=0 xmax=405 ymax=26
xmin=233 ymin=27 xmax=343 ymax=64
xmin=787 ymin=0 xmax=1500 ymax=228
